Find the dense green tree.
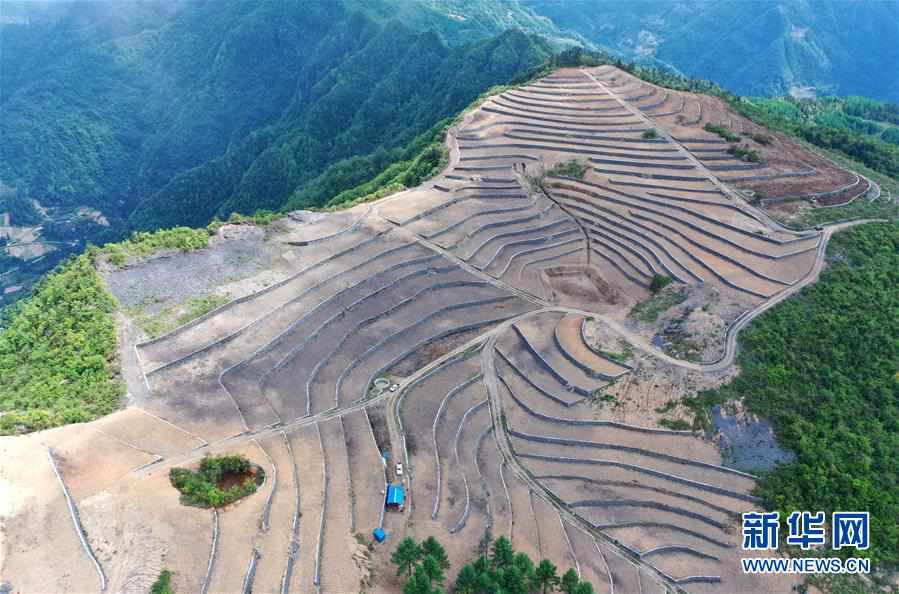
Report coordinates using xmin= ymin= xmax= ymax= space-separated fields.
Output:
xmin=491 ymin=537 xmax=515 ymax=569
xmin=455 ymin=565 xmax=480 ymax=594
xmin=574 ymin=581 xmax=594 ymax=594
xmin=404 ymin=565 xmax=436 ymax=594
xmin=421 ymin=537 xmax=594 ymax=594
xmin=535 ymin=559 xmax=560 ymax=594
xmin=421 ymin=555 xmax=446 ymax=586
xmin=393 ymin=537 xmax=423 ymax=578
xmin=421 ymin=536 xmax=450 ymax=571
xmin=560 ymin=569 xmax=580 ymax=594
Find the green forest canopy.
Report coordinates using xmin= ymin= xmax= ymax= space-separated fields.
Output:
xmin=689 ymin=223 xmax=899 ymax=570
xmin=0 ymin=254 xmax=123 ymax=434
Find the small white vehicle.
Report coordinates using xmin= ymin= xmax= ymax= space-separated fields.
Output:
xmin=395 ymin=462 xmax=404 ymax=476
xmin=389 ymin=383 xmax=400 ymax=393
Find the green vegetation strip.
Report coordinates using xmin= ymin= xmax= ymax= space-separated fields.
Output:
xmin=129 ymin=294 xmax=231 ymax=340
xmin=629 ymin=286 xmax=687 ymax=323
xmin=0 ymin=255 xmax=123 ymax=434
xmin=97 ymin=226 xmax=210 ymax=267
xmin=546 ymin=159 xmax=589 ymax=180
xmin=686 ymin=223 xmax=899 ymax=569
xmin=392 ymin=535 xmax=594 ymax=594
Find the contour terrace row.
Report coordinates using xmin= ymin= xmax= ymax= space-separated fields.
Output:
xmin=136 ymin=218 xmax=536 ymax=442
xmin=489 ymin=310 xmax=785 ymax=594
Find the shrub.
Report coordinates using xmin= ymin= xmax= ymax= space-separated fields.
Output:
xmin=641 ymin=129 xmax=659 ymax=140
xmin=649 ymin=273 xmax=672 ymax=293
xmin=151 ymin=570 xmax=174 ymax=594
xmin=727 ymin=144 xmax=762 ymax=163
xmin=546 ymin=159 xmax=589 ymax=179
xmin=704 ymin=122 xmax=740 ymax=142
xmin=629 ymin=286 xmax=688 ymax=323
xmin=659 ymin=418 xmax=692 ymax=431
xmin=169 ymin=455 xmax=262 ymax=508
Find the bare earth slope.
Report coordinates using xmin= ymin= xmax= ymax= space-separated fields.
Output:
xmin=2 ymin=66 xmax=876 ymax=594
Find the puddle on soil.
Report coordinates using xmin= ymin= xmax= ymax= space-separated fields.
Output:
xmin=711 ymin=405 xmax=794 ymax=474
xmin=217 ymin=467 xmax=261 ymax=491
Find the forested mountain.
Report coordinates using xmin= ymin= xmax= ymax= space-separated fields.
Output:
xmin=524 ymin=0 xmax=899 ymax=101
xmin=1 ymin=0 xmax=552 ymax=233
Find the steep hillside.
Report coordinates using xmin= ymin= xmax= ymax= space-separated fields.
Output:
xmin=524 ymin=0 xmax=899 ymax=101
xmin=0 ymin=0 xmax=553 ymax=301
xmin=1 ymin=1 xmax=551 ymax=227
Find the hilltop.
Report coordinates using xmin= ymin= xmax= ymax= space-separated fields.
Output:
xmin=2 ymin=65 xmax=896 ymax=594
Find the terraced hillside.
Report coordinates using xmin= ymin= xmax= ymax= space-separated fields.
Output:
xmin=2 ymin=66 xmax=878 ymax=594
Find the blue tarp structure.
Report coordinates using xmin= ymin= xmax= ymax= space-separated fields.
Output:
xmin=373 ymin=528 xmax=386 ymax=542
xmin=386 ymin=484 xmax=405 ymax=507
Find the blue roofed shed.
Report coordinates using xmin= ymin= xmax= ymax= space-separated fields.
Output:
xmin=373 ymin=528 xmax=386 ymax=542
xmin=386 ymin=483 xmax=405 ymax=510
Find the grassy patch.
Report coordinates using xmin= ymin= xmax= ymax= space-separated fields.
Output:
xmin=658 ymin=418 xmax=692 ymax=431
xmin=151 ymin=569 xmax=175 ymax=594
xmin=546 ymin=158 xmax=589 ymax=179
xmin=629 ymin=287 xmax=688 ymax=323
xmin=207 ymin=209 xmax=280 ymax=233
xmin=596 ymin=339 xmax=634 ymax=364
xmin=777 ymin=142 xmax=899 ymax=228
xmin=727 ymin=143 xmax=763 ymax=163
xmin=129 ymin=294 xmax=230 ymax=339
xmin=169 ymin=455 xmax=264 ymax=508
xmin=704 ymin=122 xmax=740 ymax=142
xmin=0 ymin=254 xmax=124 ymax=434
xmin=98 ymin=227 xmax=211 ymax=268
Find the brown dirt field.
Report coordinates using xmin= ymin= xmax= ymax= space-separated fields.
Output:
xmin=249 ymin=432 xmax=297 ymax=594
xmin=555 ymin=313 xmax=630 ymax=377
xmin=143 ymin=367 xmax=247 ymax=443
xmin=597 ymin=67 xmax=860 ymax=208
xmin=0 ymin=436 xmax=100 ymax=594
xmin=81 ymin=471 xmax=213 ymax=594
xmin=433 ymin=379 xmax=484 ymax=525
xmin=286 ymin=424 xmax=324 ymax=594
xmin=90 ymin=407 xmax=205 ymax=457
xmin=532 ymin=495 xmax=578 ymax=570
xmin=447 ymin=400 xmax=492 ymax=539
xmin=596 ymin=540 xmax=643 ymax=594
xmin=505 ymin=471 xmax=541 ymax=561
xmin=477 ymin=432 xmax=513 ymax=543
xmin=343 ymin=410 xmax=388 ymax=536
xmin=317 ymin=418 xmax=364 ymax=594
xmin=42 ymin=426 xmax=158 ymax=501
xmin=509 ymin=435 xmax=755 ymax=496
xmin=563 ymin=522 xmax=613 ymax=594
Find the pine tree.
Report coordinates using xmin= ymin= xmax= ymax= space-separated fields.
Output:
xmin=392 ymin=537 xmax=423 ymax=578
xmin=491 ymin=536 xmax=515 ymax=569
xmin=535 ymin=559 xmax=560 ymax=594
xmin=421 ymin=536 xmax=450 ymax=570
xmin=421 ymin=555 xmax=446 ymax=585
xmin=560 ymin=568 xmax=580 ymax=594
xmin=455 ymin=565 xmax=479 ymax=594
